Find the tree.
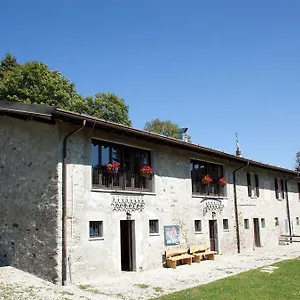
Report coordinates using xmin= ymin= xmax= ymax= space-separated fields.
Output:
xmin=144 ymin=118 xmax=191 ymax=141
xmin=85 ymin=93 xmax=132 ymax=126
xmin=0 ymin=61 xmax=83 ymax=110
xmin=0 ymin=53 xmax=19 ymax=78
xmin=296 ymin=152 xmax=300 ymax=171
xmin=0 ymin=54 xmax=132 ymax=126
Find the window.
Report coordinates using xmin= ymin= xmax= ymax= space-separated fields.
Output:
xmin=296 ymin=217 xmax=299 ymax=226
xmin=261 ymin=218 xmax=265 ymax=228
xmin=275 ymin=217 xmax=279 ymax=227
xmin=274 ymin=178 xmax=285 ymax=199
xmin=246 ymin=173 xmax=259 ymax=197
xmin=89 ymin=221 xmax=103 ymax=238
xmin=244 ymin=219 xmax=249 ymax=229
xmin=149 ymin=220 xmax=159 ymax=234
xmin=280 ymin=179 xmax=284 ymax=199
xmin=92 ymin=139 xmax=152 ymax=191
xmin=298 ymin=183 xmax=300 ymax=200
xmin=274 ymin=178 xmax=279 ymax=198
xmin=223 ymin=219 xmax=229 ymax=230
xmin=194 ymin=220 xmax=202 ymax=232
xmin=190 ymin=160 xmax=225 ymax=196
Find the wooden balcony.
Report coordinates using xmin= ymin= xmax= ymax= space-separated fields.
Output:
xmin=92 ymin=168 xmax=152 ymax=192
xmin=192 ymin=181 xmax=225 ymax=197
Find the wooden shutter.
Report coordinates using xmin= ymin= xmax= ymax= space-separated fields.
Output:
xmin=274 ymin=178 xmax=279 ymax=199
xmin=255 ymin=174 xmax=260 ymax=197
xmin=280 ymin=179 xmax=285 ymax=199
xmin=246 ymin=173 xmax=251 ymax=197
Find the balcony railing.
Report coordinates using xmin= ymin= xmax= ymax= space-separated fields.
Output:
xmin=192 ymin=181 xmax=225 ymax=197
xmin=92 ymin=168 xmax=152 ymax=192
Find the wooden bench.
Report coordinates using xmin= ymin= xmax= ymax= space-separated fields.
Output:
xmin=189 ymin=243 xmax=217 ymax=263
xmin=166 ymin=247 xmax=194 ymax=269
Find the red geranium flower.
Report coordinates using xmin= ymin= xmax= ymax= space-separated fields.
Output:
xmin=201 ymin=174 xmax=213 ymax=184
xmin=219 ymin=177 xmax=228 ymax=186
xmin=106 ymin=162 xmax=120 ymax=173
xmin=140 ymin=165 xmax=153 ymax=177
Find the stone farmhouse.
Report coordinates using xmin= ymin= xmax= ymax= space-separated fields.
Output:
xmin=1 ymin=101 xmax=299 ymax=285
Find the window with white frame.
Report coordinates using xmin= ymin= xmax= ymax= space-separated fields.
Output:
xmin=194 ymin=220 xmax=202 ymax=232
xmin=275 ymin=217 xmax=279 ymax=227
xmin=149 ymin=219 xmax=159 ymax=234
xmin=261 ymin=218 xmax=266 ymax=228
xmin=246 ymin=173 xmax=259 ymax=197
xmin=244 ymin=219 xmax=249 ymax=229
xmin=89 ymin=221 xmax=103 ymax=238
xmin=274 ymin=178 xmax=285 ymax=199
xmin=223 ymin=219 xmax=229 ymax=230
xmin=296 ymin=217 xmax=299 ymax=226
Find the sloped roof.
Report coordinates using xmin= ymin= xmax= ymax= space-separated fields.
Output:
xmin=0 ymin=100 xmax=299 ymax=176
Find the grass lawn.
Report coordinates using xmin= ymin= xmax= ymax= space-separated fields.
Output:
xmin=155 ymin=259 xmax=300 ymax=300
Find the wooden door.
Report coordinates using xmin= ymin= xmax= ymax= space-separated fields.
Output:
xmin=120 ymin=220 xmax=136 ymax=271
xmin=209 ymin=220 xmax=219 ymax=252
xmin=253 ymin=218 xmax=261 ymax=247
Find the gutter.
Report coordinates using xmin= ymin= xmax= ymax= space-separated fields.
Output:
xmin=233 ymin=162 xmax=249 ymax=253
xmin=62 ymin=120 xmax=86 ymax=285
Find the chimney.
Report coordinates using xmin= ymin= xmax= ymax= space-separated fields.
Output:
xmin=179 ymin=128 xmax=189 ymax=142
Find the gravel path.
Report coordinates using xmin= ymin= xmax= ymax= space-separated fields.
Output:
xmin=0 ymin=244 xmax=299 ymax=299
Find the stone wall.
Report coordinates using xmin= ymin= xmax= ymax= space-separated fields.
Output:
xmin=64 ymin=129 xmax=240 ymax=283
xmin=236 ymin=167 xmax=300 ymax=250
xmin=0 ymin=116 xmax=61 ymax=283
xmin=2 ymin=116 xmax=299 ymax=284
xmin=64 ymin=127 xmax=300 ymax=283
xmin=286 ymin=179 xmax=300 ymax=236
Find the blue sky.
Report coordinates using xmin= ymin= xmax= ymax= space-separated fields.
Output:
xmin=1 ymin=0 xmax=299 ymax=169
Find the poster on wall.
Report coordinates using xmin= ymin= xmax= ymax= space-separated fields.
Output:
xmin=164 ymin=225 xmax=180 ymax=246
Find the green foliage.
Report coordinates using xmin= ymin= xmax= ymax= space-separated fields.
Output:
xmin=0 ymin=54 xmax=132 ymax=125
xmin=144 ymin=118 xmax=191 ymax=141
xmin=156 ymin=259 xmax=300 ymax=300
xmin=0 ymin=61 xmax=83 ymax=110
xmin=0 ymin=53 xmax=19 ymax=78
xmin=85 ymin=93 xmax=131 ymax=126
xmin=296 ymin=152 xmax=300 ymax=171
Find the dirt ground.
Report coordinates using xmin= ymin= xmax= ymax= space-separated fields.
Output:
xmin=0 ymin=243 xmax=299 ymax=300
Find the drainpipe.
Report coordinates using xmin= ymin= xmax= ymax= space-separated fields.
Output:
xmin=233 ymin=162 xmax=249 ymax=254
xmin=62 ymin=120 xmax=86 ymax=285
xmin=285 ymin=177 xmax=295 ymax=244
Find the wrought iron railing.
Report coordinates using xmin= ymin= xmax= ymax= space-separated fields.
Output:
xmin=92 ymin=168 xmax=152 ymax=192
xmin=192 ymin=181 xmax=225 ymax=197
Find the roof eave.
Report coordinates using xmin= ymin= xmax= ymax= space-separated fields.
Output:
xmin=53 ymin=109 xmax=300 ymax=176
xmin=0 ymin=102 xmax=298 ymax=177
